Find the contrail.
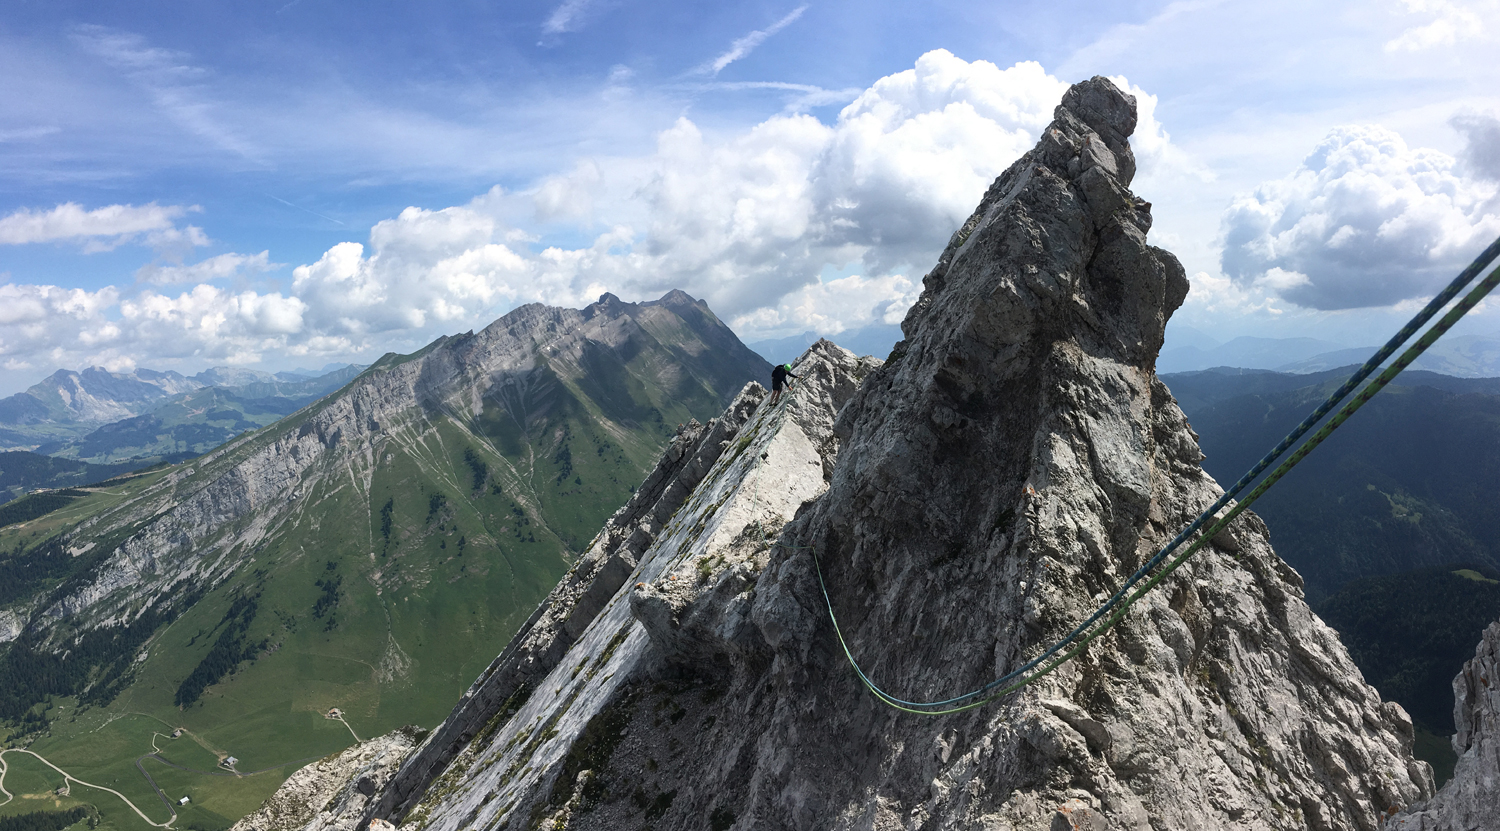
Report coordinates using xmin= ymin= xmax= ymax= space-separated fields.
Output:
xmin=264 ymin=193 xmax=345 ymax=227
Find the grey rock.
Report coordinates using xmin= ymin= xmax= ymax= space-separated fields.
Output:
xmin=229 ymin=727 xmax=420 ymax=831
xmin=370 ymin=341 xmax=877 ymax=831
xmin=1389 ymin=620 xmax=1500 ymax=830
xmin=5 ymin=291 xmax=765 ymax=661
xmin=355 ymin=77 xmax=1431 ymax=831
xmin=362 ymin=388 xmax=767 ymax=823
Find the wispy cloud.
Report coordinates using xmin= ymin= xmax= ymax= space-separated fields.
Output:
xmin=675 ymin=80 xmax=861 ymax=111
xmin=0 ymin=126 xmax=61 ymax=143
xmin=69 ymin=25 xmax=261 ymax=160
xmin=543 ymin=0 xmax=602 ymax=35
xmin=265 ymin=193 xmax=346 ymax=227
xmin=693 ymin=5 xmax=809 ymax=76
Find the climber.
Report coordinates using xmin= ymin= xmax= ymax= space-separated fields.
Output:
xmin=770 ymin=362 xmax=798 ymax=404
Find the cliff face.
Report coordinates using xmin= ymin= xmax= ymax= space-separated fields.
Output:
xmin=11 ymin=291 xmax=764 ymax=645
xmin=377 ymin=340 xmax=879 ymax=831
xmin=343 ymin=76 xmax=1433 ymax=831
xmin=231 ymin=728 xmax=423 ymax=831
xmin=0 ymin=288 xmax=770 ymax=797
xmin=1391 ymin=621 xmax=1500 ymax=830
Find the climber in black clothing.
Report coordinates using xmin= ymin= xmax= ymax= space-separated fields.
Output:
xmin=770 ymin=363 xmax=798 ymax=404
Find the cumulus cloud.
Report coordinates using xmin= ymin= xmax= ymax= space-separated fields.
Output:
xmin=1453 ymin=112 xmax=1500 ymax=181
xmin=731 ymin=273 xmax=921 ymax=335
xmin=1219 ymin=124 xmax=1500 ymax=310
xmin=136 ymin=250 xmax=276 ymax=285
xmin=1385 ymin=0 xmax=1490 ymax=51
xmin=0 ymin=51 xmax=1183 ymax=378
xmin=0 ymin=202 xmax=202 ymax=251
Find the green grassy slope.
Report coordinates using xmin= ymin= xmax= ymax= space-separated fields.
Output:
xmin=1163 ymin=368 xmax=1500 ymax=602
xmin=0 ymin=453 xmax=151 ymax=506
xmin=0 ymin=294 xmax=767 ymax=831
xmin=1315 ymin=566 xmax=1500 ymax=785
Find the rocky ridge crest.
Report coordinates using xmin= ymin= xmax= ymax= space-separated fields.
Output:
xmin=338 ymin=77 xmax=1434 ymax=830
xmin=10 ymin=291 xmax=762 ymax=647
xmin=368 ymin=340 xmax=877 ymax=831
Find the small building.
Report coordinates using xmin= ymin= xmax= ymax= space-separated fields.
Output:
xmin=221 ymin=756 xmax=239 ymax=768
xmin=326 ymin=708 xmax=343 ymax=719
xmin=55 ymin=785 xmax=70 ymax=797
xmin=171 ymin=728 xmax=184 ymax=738
xmin=178 ymin=797 xmax=190 ymax=806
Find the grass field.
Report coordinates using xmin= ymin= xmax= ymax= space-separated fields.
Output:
xmin=1 ymin=321 xmax=759 ymax=831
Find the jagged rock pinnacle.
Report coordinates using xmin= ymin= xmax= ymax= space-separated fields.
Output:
xmin=331 ymin=76 xmax=1432 ymax=831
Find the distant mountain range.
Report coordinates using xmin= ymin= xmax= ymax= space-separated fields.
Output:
xmin=1158 ymin=330 xmax=1500 ymax=377
xmin=0 ymin=363 xmax=363 ymax=466
xmin=0 ymin=290 xmax=768 ymax=831
xmin=1164 ymin=366 xmax=1500 ymax=602
xmin=749 ymin=324 xmax=901 ymax=364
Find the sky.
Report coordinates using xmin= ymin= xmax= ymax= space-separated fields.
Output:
xmin=1 ymin=0 xmax=1497 ymax=393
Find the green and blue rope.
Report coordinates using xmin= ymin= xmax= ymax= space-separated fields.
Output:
xmin=796 ymin=237 xmax=1500 ymax=714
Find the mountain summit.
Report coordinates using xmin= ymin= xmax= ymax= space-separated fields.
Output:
xmin=0 ymin=290 xmax=769 ymax=814
xmin=344 ymin=77 xmax=1433 ymax=831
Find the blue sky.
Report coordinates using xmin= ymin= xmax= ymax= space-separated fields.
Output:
xmin=1 ymin=0 xmax=1497 ymax=392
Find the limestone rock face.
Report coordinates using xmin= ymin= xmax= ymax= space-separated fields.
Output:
xmin=364 ymin=387 xmax=766 ymax=822
xmin=7 ymin=290 xmax=766 ymax=651
xmin=0 ymin=610 xmax=20 ymax=643
xmin=1390 ymin=621 xmax=1500 ymax=830
xmin=363 ymin=77 xmax=1432 ymax=831
xmin=230 ymin=727 xmax=420 ymax=831
xmin=371 ymin=341 xmax=877 ymax=831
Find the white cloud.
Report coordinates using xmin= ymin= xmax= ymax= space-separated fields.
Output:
xmin=543 ymin=0 xmax=602 ymax=35
xmin=0 ymin=202 xmax=196 ymax=248
xmin=136 ymin=250 xmax=276 ymax=285
xmin=0 ymin=52 xmax=1184 ymax=377
xmin=1385 ymin=0 xmax=1490 ymax=51
xmin=694 ymin=6 xmax=809 ymax=76
xmin=534 ymin=160 xmax=604 ymax=221
xmin=1453 ymin=111 xmax=1500 ymax=180
xmin=1106 ymin=76 xmax=1214 ymax=184
xmin=730 ymin=273 xmax=921 ymax=335
xmin=1220 ymin=124 xmax=1500 ymax=309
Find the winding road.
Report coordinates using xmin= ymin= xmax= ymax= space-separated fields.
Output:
xmin=1 ymin=740 xmax=331 ymax=829
xmin=0 ymin=748 xmax=175 ymax=828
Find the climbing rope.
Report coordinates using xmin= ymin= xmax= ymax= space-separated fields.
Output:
xmin=797 ymin=235 xmax=1500 ymax=715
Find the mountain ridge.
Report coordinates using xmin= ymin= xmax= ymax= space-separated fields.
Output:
xmin=331 ymin=76 xmax=1432 ymax=831
xmin=0 ymin=290 xmax=769 ymax=831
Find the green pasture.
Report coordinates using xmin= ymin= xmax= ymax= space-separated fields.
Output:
xmin=0 ymin=330 xmax=747 ymax=830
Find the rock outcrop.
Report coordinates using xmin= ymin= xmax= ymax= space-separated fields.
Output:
xmin=1390 ymin=621 xmax=1500 ymax=830
xmin=364 ymin=340 xmax=876 ymax=831
xmin=356 ymin=77 xmax=1433 ymax=831
xmin=230 ymin=728 xmax=422 ymax=831
xmin=364 ymin=386 xmax=767 ymax=822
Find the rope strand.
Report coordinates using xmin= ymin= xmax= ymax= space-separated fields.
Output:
xmin=794 ymin=241 xmax=1500 ymax=714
